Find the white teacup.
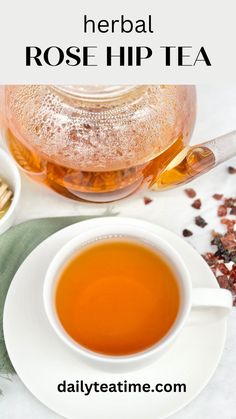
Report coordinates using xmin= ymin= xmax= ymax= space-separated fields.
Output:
xmin=43 ymin=217 xmax=232 ymax=371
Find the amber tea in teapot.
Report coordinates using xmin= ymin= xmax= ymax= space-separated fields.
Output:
xmin=3 ymin=85 xmax=236 ymax=202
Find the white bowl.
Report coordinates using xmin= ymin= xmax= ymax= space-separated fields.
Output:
xmin=0 ymin=148 xmax=21 ymax=235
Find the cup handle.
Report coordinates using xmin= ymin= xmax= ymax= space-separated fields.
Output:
xmin=192 ymin=288 xmax=232 ymax=315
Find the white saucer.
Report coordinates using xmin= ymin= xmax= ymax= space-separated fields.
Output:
xmin=4 ymin=218 xmax=227 ymax=419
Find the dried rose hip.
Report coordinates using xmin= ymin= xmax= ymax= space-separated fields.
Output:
xmin=182 ymin=229 xmax=193 ymax=237
xmin=217 ymin=275 xmax=230 ymax=289
xmin=191 ymin=199 xmax=202 ymax=209
xmin=202 ymin=252 xmax=219 ymax=266
xmin=213 ymin=193 xmax=223 ymax=200
xmin=204 ymin=252 xmax=215 ymax=260
xmin=228 ymin=166 xmax=236 ymax=174
xmin=195 ymin=216 xmax=208 ymax=228
xmin=143 ymin=197 xmax=153 ymax=205
xmin=224 ymin=198 xmax=236 ymax=208
xmin=202 ymin=252 xmax=218 ymax=265
xmin=217 ymin=205 xmax=227 ymax=217
xmin=221 ymin=218 xmax=236 ymax=233
xmin=230 ymin=207 xmax=236 ymax=215
xmin=221 ymin=234 xmax=236 ymax=251
xmin=217 ymin=263 xmax=230 ymax=275
xmin=196 ymin=191 xmax=236 ymax=302
xmin=229 ymin=269 xmax=236 ymax=282
xmin=184 ymin=188 xmax=196 ymax=198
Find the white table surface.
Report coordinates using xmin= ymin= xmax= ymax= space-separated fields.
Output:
xmin=0 ymin=85 xmax=236 ymax=419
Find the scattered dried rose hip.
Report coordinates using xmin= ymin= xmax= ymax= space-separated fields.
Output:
xmin=195 ymin=215 xmax=208 ymax=228
xmin=191 ymin=199 xmax=202 ymax=209
xmin=217 ymin=263 xmax=230 ymax=275
xmin=228 ymin=166 xmax=236 ymax=174
xmin=213 ymin=193 xmax=223 ymax=200
xmin=229 ymin=269 xmax=236 ymax=282
xmin=143 ymin=197 xmax=153 ymax=205
xmin=201 ymin=195 xmax=236 ymax=306
xmin=224 ymin=198 xmax=236 ymax=208
xmin=230 ymin=207 xmax=236 ymax=216
xmin=217 ymin=275 xmax=231 ymax=290
xmin=218 ymin=205 xmax=228 ymax=217
xmin=221 ymin=218 xmax=236 ymax=233
xmin=202 ymin=252 xmax=219 ymax=266
xmin=221 ymin=234 xmax=236 ymax=251
xmin=183 ymin=187 xmax=236 ymax=305
xmin=184 ymin=188 xmax=196 ymax=198
xmin=182 ymin=229 xmax=193 ymax=237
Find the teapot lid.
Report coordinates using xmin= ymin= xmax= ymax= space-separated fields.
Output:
xmin=53 ymin=85 xmax=137 ymax=101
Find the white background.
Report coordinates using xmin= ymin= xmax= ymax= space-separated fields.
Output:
xmin=1 ymin=1 xmax=236 ymax=416
xmin=0 ymin=85 xmax=236 ymax=418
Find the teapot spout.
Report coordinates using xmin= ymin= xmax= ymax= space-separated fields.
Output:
xmin=152 ymin=131 xmax=236 ymax=190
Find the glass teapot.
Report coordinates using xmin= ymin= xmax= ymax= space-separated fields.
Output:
xmin=3 ymin=85 xmax=236 ymax=202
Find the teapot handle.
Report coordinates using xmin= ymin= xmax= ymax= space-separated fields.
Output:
xmin=153 ymin=131 xmax=236 ymax=190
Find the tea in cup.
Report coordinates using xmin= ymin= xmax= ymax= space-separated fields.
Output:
xmin=43 ymin=218 xmax=232 ymax=370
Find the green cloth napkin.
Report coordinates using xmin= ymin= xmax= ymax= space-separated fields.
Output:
xmin=0 ymin=215 xmax=102 ymax=375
